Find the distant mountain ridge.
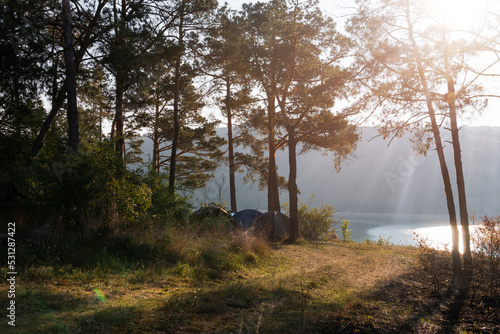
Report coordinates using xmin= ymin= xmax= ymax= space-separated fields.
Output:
xmin=141 ymin=127 xmax=500 ymax=217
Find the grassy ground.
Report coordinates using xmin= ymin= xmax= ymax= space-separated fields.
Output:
xmin=0 ymin=240 xmax=498 ymax=333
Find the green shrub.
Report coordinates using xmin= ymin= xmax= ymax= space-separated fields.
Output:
xmin=192 ymin=242 xmax=241 ymax=279
xmin=283 ymin=197 xmax=338 ymax=240
xmin=363 ymin=235 xmax=392 ymax=246
xmin=6 ymin=141 xmax=128 ymax=227
xmin=340 ymin=219 xmax=352 ymax=242
xmin=146 ymin=170 xmax=192 ymax=222
xmin=105 ymin=178 xmax=152 ymax=222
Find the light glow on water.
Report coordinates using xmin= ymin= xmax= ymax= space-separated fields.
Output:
xmin=367 ymin=224 xmax=481 ymax=252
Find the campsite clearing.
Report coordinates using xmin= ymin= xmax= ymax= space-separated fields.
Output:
xmin=0 ymin=241 xmax=497 ymax=333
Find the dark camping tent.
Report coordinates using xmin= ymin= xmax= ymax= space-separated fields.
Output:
xmin=251 ymin=211 xmax=290 ymax=241
xmin=233 ymin=209 xmax=263 ymax=230
xmin=192 ymin=205 xmax=230 ymax=221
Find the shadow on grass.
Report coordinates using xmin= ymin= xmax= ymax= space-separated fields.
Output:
xmin=0 ymin=288 xmax=96 ymax=334
xmin=8 ymin=289 xmax=151 ymax=334
xmin=306 ymin=269 xmax=498 ymax=334
xmin=56 ymin=267 xmax=497 ymax=334
xmin=157 ymin=280 xmax=314 ymax=333
xmin=6 ymin=282 xmax=296 ymax=334
xmin=71 ymin=305 xmax=138 ymax=334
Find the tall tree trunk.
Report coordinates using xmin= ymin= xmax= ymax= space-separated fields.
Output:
xmin=169 ymin=7 xmax=184 ymax=193
xmin=287 ymin=126 xmax=299 ymax=242
xmin=153 ymin=137 xmax=159 ymax=174
xmin=113 ymin=0 xmax=126 ymax=158
xmin=153 ymin=103 xmax=160 ymax=175
xmin=31 ymin=0 xmax=106 ymax=155
xmin=110 ymin=115 xmax=116 ymax=139
xmin=267 ymin=96 xmax=280 ymax=212
xmin=449 ymin=101 xmax=471 ymax=276
xmin=226 ymin=80 xmax=237 ymax=212
xmin=430 ymin=111 xmax=461 ymax=282
xmin=443 ymin=39 xmax=472 ymax=277
xmin=99 ymin=106 xmax=103 ymax=145
xmin=406 ymin=0 xmax=461 ymax=281
xmin=115 ymin=72 xmax=124 ymax=156
xmin=62 ymin=0 xmax=79 ymax=150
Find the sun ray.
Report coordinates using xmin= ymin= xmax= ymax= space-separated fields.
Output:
xmin=422 ymin=0 xmax=489 ymax=30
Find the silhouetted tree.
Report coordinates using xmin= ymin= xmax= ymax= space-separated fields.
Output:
xmin=348 ymin=0 xmax=497 ymax=281
xmin=243 ymin=0 xmax=358 ymax=241
xmin=200 ymin=6 xmax=254 ymax=211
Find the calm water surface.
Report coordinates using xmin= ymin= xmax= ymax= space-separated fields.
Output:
xmin=335 ymin=212 xmax=479 ymax=251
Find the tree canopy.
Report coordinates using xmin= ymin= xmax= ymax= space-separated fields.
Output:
xmin=0 ymin=0 xmax=498 ymax=259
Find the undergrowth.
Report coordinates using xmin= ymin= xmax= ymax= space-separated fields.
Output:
xmin=4 ymin=215 xmax=500 ymax=334
xmin=4 ymin=215 xmax=270 ymax=283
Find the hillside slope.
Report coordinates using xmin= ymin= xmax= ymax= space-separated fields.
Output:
xmin=140 ymin=127 xmax=500 ymax=217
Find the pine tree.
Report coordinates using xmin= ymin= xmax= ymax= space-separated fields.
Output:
xmin=137 ymin=17 xmax=224 ymax=191
xmin=166 ymin=0 xmax=218 ymax=193
xmin=62 ymin=0 xmax=79 ymax=150
xmin=242 ymin=0 xmax=358 ymax=240
xmin=30 ymin=0 xmax=111 ymax=155
xmin=200 ymin=6 xmax=253 ymax=212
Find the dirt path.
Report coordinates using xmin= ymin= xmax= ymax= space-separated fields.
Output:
xmin=248 ymin=242 xmax=414 ymax=290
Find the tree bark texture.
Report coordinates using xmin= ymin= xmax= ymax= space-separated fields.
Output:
xmin=227 ymin=81 xmax=237 ymax=212
xmin=62 ymin=0 xmax=79 ymax=150
xmin=287 ymin=126 xmax=299 ymax=241
xmin=152 ymin=104 xmax=160 ymax=174
xmin=267 ymin=97 xmax=280 ymax=212
xmin=169 ymin=7 xmax=184 ymax=193
xmin=113 ymin=0 xmax=126 ymax=158
xmin=406 ymin=0 xmax=461 ymax=280
xmin=450 ymin=105 xmax=472 ymax=274
xmin=442 ymin=37 xmax=472 ymax=275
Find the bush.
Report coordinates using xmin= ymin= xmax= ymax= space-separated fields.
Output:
xmin=5 ymin=141 xmax=124 ymax=227
xmin=2 ymin=140 xmax=160 ymax=231
xmin=168 ymin=229 xmax=270 ymax=280
xmin=105 ymin=178 xmax=152 ymax=223
xmin=340 ymin=219 xmax=352 ymax=242
xmin=471 ymin=215 xmax=500 ymax=298
xmin=413 ymin=233 xmax=451 ymax=296
xmin=145 ymin=170 xmax=192 ymax=222
xmin=228 ymin=231 xmax=270 ymax=258
xmin=284 ymin=197 xmax=337 ymax=240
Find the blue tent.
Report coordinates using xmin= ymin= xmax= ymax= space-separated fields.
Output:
xmin=233 ymin=209 xmax=263 ymax=230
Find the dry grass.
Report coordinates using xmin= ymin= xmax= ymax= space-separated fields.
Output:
xmin=1 ymin=239 xmax=498 ymax=333
xmin=0 ymin=240 xmax=418 ymax=334
xmin=228 ymin=231 xmax=271 ymax=257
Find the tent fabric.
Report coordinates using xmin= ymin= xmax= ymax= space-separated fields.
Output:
xmin=251 ymin=211 xmax=290 ymax=241
xmin=192 ymin=205 xmax=229 ymax=221
xmin=233 ymin=209 xmax=263 ymax=230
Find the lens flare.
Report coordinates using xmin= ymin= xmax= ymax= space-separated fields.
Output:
xmin=93 ymin=288 xmax=106 ymax=302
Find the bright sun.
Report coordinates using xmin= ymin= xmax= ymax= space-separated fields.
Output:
xmin=424 ymin=0 xmax=489 ymax=30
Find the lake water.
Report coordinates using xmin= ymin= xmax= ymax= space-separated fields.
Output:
xmin=335 ymin=212 xmax=479 ymax=252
